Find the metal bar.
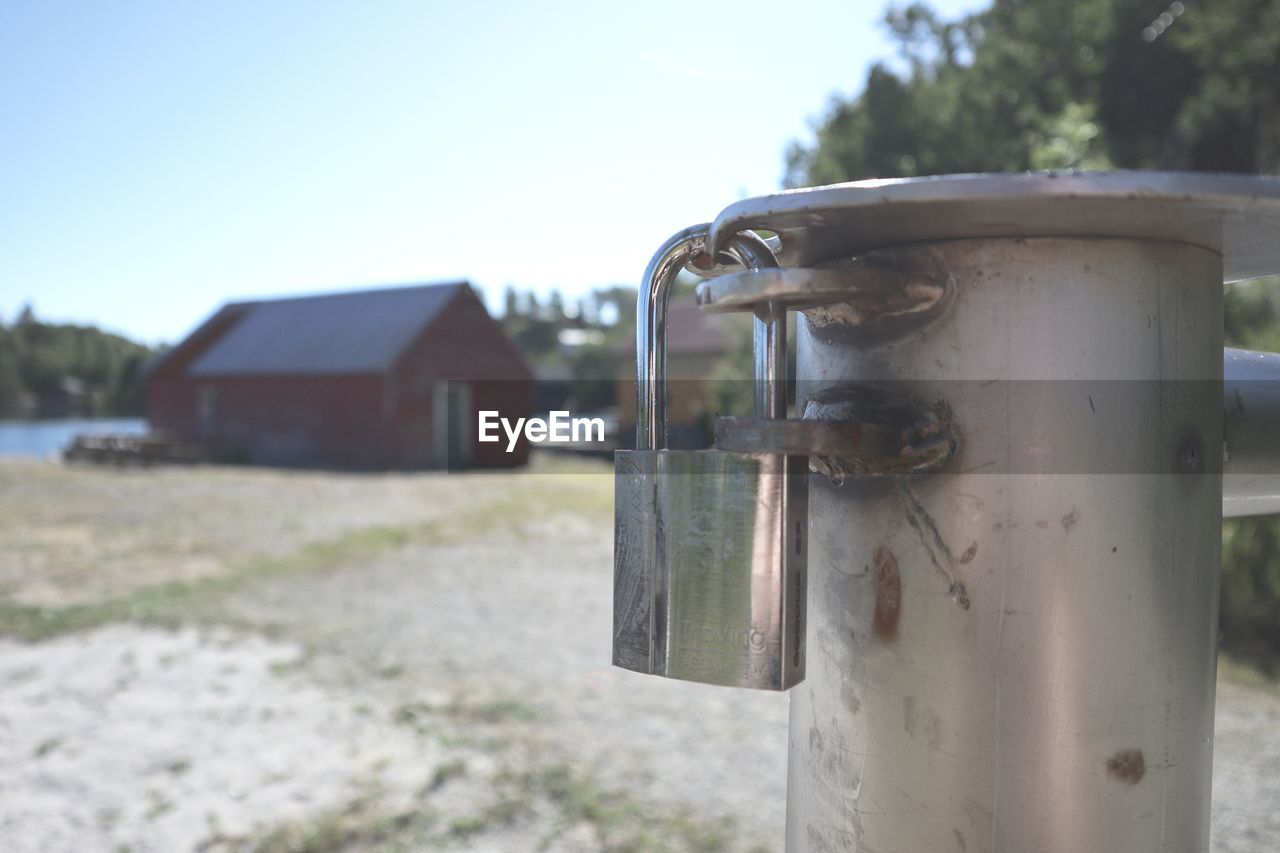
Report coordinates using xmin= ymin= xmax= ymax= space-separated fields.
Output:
xmin=1224 ymin=347 xmax=1280 ymax=517
xmin=715 ymin=232 xmax=784 ymax=421
xmin=753 ymin=304 xmax=786 ymax=420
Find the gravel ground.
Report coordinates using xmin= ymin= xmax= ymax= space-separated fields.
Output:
xmin=0 ymin=625 xmax=446 ymax=851
xmin=1211 ymin=681 xmax=1280 ymax=853
xmin=223 ymin=511 xmax=790 ymax=850
xmin=0 ymin=458 xmax=1275 ymax=851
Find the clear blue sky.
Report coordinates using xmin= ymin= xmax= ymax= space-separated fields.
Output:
xmin=0 ymin=0 xmax=983 ymax=345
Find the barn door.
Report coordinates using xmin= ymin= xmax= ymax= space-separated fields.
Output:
xmin=432 ymin=381 xmax=472 ymax=470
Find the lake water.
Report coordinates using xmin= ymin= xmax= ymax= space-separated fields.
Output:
xmin=0 ymin=419 xmax=148 ymax=458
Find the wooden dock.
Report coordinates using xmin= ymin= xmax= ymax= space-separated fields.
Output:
xmin=62 ymin=433 xmax=211 ymax=466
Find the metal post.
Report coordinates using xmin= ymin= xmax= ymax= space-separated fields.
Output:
xmin=788 ymin=237 xmax=1223 ymax=851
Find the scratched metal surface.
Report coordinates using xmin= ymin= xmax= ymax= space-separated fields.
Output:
xmin=789 ymin=237 xmax=1224 ymax=852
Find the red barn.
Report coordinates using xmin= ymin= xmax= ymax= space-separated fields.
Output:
xmin=147 ymin=282 xmax=532 ymax=469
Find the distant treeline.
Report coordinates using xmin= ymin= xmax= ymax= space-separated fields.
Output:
xmin=498 ymin=284 xmax=639 ymax=412
xmin=0 ymin=306 xmax=154 ymax=418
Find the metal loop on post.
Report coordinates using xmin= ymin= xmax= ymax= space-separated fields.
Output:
xmin=635 ymin=224 xmax=710 ymax=451
xmin=718 ymin=235 xmax=785 ymax=422
xmin=635 ymin=226 xmax=779 ymax=450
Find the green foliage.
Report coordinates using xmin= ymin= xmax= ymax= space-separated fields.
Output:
xmin=500 ymin=284 xmax=637 ymax=412
xmin=1225 ymin=279 xmax=1280 ymax=353
xmin=567 ymin=341 xmax=619 ymax=412
xmin=1224 ymin=278 xmax=1280 ymax=673
xmin=709 ymin=314 xmax=800 ymax=422
xmin=709 ymin=315 xmax=756 ymax=419
xmin=787 ymin=0 xmax=1280 ymax=668
xmin=786 ymin=0 xmax=1280 ymax=187
xmin=0 ymin=305 xmax=153 ymax=418
xmin=1222 ymin=516 xmax=1280 ymax=674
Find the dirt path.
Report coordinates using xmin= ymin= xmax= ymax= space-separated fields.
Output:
xmin=222 ymin=511 xmax=791 ymax=850
xmin=0 ymin=459 xmax=1276 ymax=851
xmin=1212 ymin=681 xmax=1280 ymax=853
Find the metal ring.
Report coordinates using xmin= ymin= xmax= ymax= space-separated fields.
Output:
xmin=718 ymin=233 xmax=785 ymax=421
xmin=696 ymin=267 xmax=860 ymax=313
xmin=686 ymin=234 xmax=784 ymax=278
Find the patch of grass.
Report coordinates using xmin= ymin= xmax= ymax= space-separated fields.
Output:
xmin=391 ymin=696 xmax=538 ymax=729
xmin=0 ymin=488 xmax=550 ymax=642
xmin=33 ymin=737 xmax=62 ymax=758
xmin=424 ymin=758 xmax=468 ymax=792
xmin=252 ymin=796 xmax=433 ymax=853
xmin=1219 ymin=653 xmax=1280 ymax=695
xmin=448 ymin=795 xmax=532 ymax=839
xmin=248 ymin=759 xmax=744 ymax=853
xmin=435 ymin=731 xmax=511 ymax=752
xmin=0 ymin=460 xmax=615 ymax=643
xmin=449 ymin=697 xmax=538 ymax=724
xmin=530 ymin=764 xmax=736 ymax=853
xmin=391 ymin=701 xmax=433 ymax=727
xmin=144 ymin=791 xmax=174 ymax=821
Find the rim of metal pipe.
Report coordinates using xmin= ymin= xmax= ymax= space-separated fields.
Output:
xmin=696 ymin=171 xmax=1280 ymax=283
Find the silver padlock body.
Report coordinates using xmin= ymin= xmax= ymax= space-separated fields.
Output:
xmin=613 ymin=449 xmax=807 ymax=690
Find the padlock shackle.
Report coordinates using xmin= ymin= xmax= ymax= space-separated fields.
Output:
xmin=635 ymin=226 xmax=779 ymax=450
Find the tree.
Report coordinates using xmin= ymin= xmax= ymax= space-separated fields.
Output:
xmin=0 ymin=306 xmax=153 ymax=417
xmin=784 ymin=0 xmax=1280 ymax=671
xmin=785 ymin=0 xmax=1280 ymax=188
xmin=0 ymin=328 xmax=25 ymax=417
xmin=548 ymin=290 xmax=565 ymax=322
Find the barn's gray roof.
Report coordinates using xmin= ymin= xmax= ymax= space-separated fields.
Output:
xmin=188 ymin=283 xmax=467 ymax=376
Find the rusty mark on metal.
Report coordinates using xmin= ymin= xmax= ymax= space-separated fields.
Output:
xmin=802 ymin=246 xmax=954 ymax=344
xmin=1106 ymin=749 xmax=1146 ymax=784
xmin=872 ymin=546 xmax=902 ymax=640
xmin=803 ymin=384 xmax=955 ymax=481
xmin=1061 ymin=506 xmax=1080 ymax=532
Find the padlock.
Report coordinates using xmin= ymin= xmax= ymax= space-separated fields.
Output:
xmin=612 ymin=225 xmax=808 ymax=691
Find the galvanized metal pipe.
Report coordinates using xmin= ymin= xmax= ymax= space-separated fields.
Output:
xmin=717 ymin=234 xmax=786 ymax=421
xmin=754 ymin=303 xmax=787 ymax=420
xmin=790 ymin=237 xmax=1222 ymax=852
